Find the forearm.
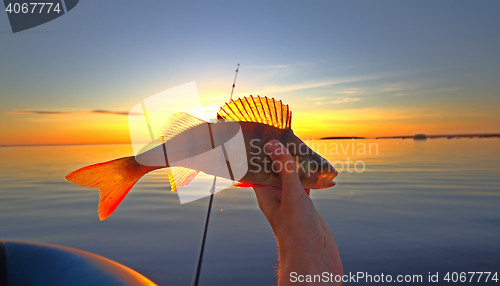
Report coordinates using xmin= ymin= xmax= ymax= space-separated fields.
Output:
xmin=252 ymin=141 xmax=343 ymax=285
xmin=276 ymin=224 xmax=343 ymax=285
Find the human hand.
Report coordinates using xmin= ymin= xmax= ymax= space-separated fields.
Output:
xmin=252 ymin=140 xmax=343 ymax=285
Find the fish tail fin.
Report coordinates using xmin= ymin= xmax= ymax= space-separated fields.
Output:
xmin=65 ymin=156 xmax=157 ymax=220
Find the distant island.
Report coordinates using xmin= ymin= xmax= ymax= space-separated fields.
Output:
xmin=320 ymin=133 xmax=500 ymax=140
xmin=320 ymin=136 xmax=366 ymax=140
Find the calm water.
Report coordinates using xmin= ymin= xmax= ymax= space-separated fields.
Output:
xmin=1 ymin=139 xmax=499 ymax=285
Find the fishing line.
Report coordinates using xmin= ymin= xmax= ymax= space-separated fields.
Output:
xmin=191 ymin=63 xmax=240 ymax=286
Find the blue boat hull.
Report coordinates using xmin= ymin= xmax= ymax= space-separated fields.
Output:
xmin=0 ymin=240 xmax=157 ymax=286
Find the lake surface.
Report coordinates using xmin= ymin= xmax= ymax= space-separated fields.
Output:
xmin=1 ymin=138 xmax=499 ymax=285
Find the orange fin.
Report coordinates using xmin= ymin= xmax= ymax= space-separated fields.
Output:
xmin=65 ymin=156 xmax=156 ymax=221
xmin=158 ymin=112 xmax=206 ymax=142
xmin=217 ymin=96 xmax=292 ymax=129
xmin=168 ymin=167 xmax=199 ymax=192
xmin=233 ymin=182 xmax=254 ymax=188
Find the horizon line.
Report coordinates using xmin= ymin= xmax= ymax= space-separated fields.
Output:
xmin=321 ymin=133 xmax=500 ymax=140
xmin=2 ymin=132 xmax=500 ymax=147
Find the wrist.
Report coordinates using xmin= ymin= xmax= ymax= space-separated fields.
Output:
xmin=277 ymin=234 xmax=343 ymax=285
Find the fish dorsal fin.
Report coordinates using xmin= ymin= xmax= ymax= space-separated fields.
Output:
xmin=168 ymin=167 xmax=199 ymax=192
xmin=217 ymin=95 xmax=292 ymax=129
xmin=159 ymin=112 xmax=206 ymax=142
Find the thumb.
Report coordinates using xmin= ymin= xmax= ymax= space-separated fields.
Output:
xmin=265 ymin=140 xmax=306 ymax=204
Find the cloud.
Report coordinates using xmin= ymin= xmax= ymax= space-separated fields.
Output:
xmin=337 ymin=90 xmax=358 ymax=95
xmin=312 ymin=97 xmax=361 ymax=105
xmin=246 ymin=62 xmax=312 ymax=70
xmin=234 ymin=74 xmax=383 ymax=97
xmin=9 ymin=109 xmax=137 ymax=116
xmin=90 ymin=110 xmax=131 ymax=116
xmin=331 ymin=97 xmax=361 ymax=104
xmin=10 ymin=110 xmax=73 ymax=115
xmin=306 ymin=97 xmax=327 ymax=102
xmin=248 ymin=64 xmax=293 ymax=69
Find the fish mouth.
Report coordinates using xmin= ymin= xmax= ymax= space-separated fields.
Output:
xmin=315 ymin=169 xmax=338 ymax=189
xmin=324 ymin=172 xmax=337 ymax=187
xmin=325 ymin=165 xmax=338 ymax=181
xmin=330 ymin=168 xmax=339 ymax=180
xmin=315 ymin=180 xmax=336 ymax=189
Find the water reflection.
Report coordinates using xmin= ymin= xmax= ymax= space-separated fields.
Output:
xmin=1 ymin=139 xmax=499 ymax=285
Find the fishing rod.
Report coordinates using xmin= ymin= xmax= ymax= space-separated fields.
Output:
xmin=191 ymin=63 xmax=240 ymax=286
xmin=230 ymin=63 xmax=239 ymax=101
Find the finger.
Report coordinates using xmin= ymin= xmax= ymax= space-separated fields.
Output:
xmin=252 ymin=185 xmax=280 ymax=211
xmin=265 ymin=140 xmax=306 ymax=206
xmin=252 ymin=185 xmax=281 ymax=225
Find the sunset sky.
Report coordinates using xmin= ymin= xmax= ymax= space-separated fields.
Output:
xmin=1 ymin=1 xmax=499 ymax=145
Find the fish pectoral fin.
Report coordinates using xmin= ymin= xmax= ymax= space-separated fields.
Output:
xmin=158 ymin=112 xmax=206 ymax=142
xmin=168 ymin=167 xmax=199 ymax=192
xmin=233 ymin=182 xmax=254 ymax=188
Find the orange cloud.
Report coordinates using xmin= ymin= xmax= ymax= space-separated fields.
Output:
xmin=0 ymin=112 xmax=130 ymax=146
